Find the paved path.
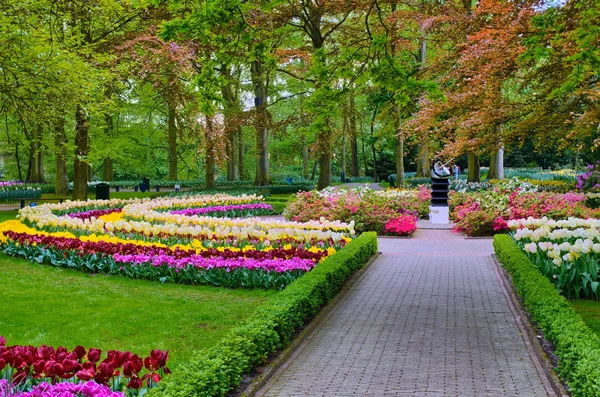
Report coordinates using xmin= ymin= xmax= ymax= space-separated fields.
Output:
xmin=257 ymin=229 xmax=550 ymax=397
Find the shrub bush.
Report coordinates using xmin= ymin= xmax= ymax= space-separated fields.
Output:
xmin=494 ymin=235 xmax=600 ymax=396
xmin=152 ymin=232 xmax=378 ymax=397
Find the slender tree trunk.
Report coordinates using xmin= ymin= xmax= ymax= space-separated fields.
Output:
xmin=102 ymin=158 xmax=113 ymax=182
xmin=167 ymin=104 xmax=178 ymax=180
xmin=252 ymin=59 xmax=270 ymax=186
xmin=73 ymin=105 xmax=89 ymax=200
xmin=310 ymin=155 xmax=318 ymax=180
xmin=238 ymin=129 xmax=245 ymax=180
xmin=349 ymin=87 xmax=359 ymax=177
xmin=302 ymin=136 xmax=309 ymax=179
xmin=205 ymin=115 xmax=216 ymax=189
xmin=497 ymin=146 xmax=504 ymax=179
xmin=27 ymin=125 xmax=44 ymax=182
xmin=222 ymin=70 xmax=239 ymax=181
xmin=15 ymin=142 xmax=22 ymax=181
xmin=102 ymin=89 xmax=114 ymax=182
xmin=415 ymin=27 xmax=430 ymax=178
xmin=55 ymin=118 xmax=69 ymax=196
xmin=488 ymin=151 xmax=498 ymax=180
xmin=317 ymin=130 xmax=332 ymax=189
xmin=393 ymin=105 xmax=405 ymax=186
xmin=370 ymin=106 xmax=378 ymax=181
xmin=467 ymin=152 xmax=480 ymax=183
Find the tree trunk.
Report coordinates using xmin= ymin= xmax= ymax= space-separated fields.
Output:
xmin=27 ymin=125 xmax=44 ymax=182
xmin=317 ymin=133 xmax=332 ymax=189
xmin=102 ymin=158 xmax=113 ymax=182
xmin=102 ymin=90 xmax=114 ymax=182
xmin=238 ymin=130 xmax=245 ymax=179
xmin=467 ymin=152 xmax=480 ymax=183
xmin=15 ymin=142 xmax=22 ymax=181
xmin=73 ymin=105 xmax=89 ymax=200
xmin=55 ymin=118 xmax=69 ymax=196
xmin=252 ymin=59 xmax=270 ymax=186
xmin=205 ymin=115 xmax=216 ymax=189
xmin=349 ymin=87 xmax=359 ymax=178
xmin=488 ymin=150 xmax=498 ymax=180
xmin=302 ymin=136 xmax=309 ymax=179
xmin=497 ymin=146 xmax=504 ymax=180
xmin=394 ymin=106 xmax=405 ymax=186
xmin=167 ymin=104 xmax=178 ymax=180
xmin=222 ymin=72 xmax=240 ymax=182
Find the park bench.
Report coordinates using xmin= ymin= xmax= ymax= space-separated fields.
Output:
xmin=14 ymin=197 xmax=69 ymax=209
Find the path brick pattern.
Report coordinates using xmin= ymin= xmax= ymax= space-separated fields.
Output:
xmin=259 ymin=230 xmax=548 ymax=397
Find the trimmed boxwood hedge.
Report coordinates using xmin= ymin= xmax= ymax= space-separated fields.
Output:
xmin=152 ymin=232 xmax=378 ymax=397
xmin=494 ymin=234 xmax=600 ymax=396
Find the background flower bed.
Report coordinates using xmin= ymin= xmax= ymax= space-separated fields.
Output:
xmin=449 ymin=184 xmax=599 ymax=236
xmin=284 ymin=186 xmax=430 ymax=234
xmin=8 ymin=195 xmax=354 ymax=290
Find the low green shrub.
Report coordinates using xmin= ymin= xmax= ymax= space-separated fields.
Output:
xmin=265 ymin=201 xmax=287 ymax=215
xmin=494 ymin=235 xmax=600 ymax=396
xmin=259 ymin=185 xmax=314 ymax=195
xmin=152 ymin=232 xmax=378 ymax=397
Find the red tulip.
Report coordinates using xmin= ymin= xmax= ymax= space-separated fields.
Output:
xmin=0 ymin=336 xmax=5 ymax=346
xmin=13 ymin=368 xmax=29 ymax=384
xmin=0 ymin=358 xmax=6 ymax=371
xmin=87 ymin=348 xmax=101 ymax=363
xmin=76 ymin=367 xmax=95 ymax=381
xmin=143 ymin=356 xmax=158 ymax=371
xmin=62 ymin=359 xmax=80 ymax=373
xmin=74 ymin=346 xmax=86 ymax=360
xmin=127 ymin=375 xmax=143 ymax=390
xmin=150 ymin=349 xmax=169 ymax=368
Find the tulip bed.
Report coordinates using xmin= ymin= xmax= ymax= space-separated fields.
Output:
xmin=0 ymin=336 xmax=169 ymax=396
xmin=2 ymin=194 xmax=355 ymax=290
xmin=509 ymin=217 xmax=600 ymax=299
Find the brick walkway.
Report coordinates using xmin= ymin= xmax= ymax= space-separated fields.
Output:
xmin=257 ymin=229 xmax=549 ymax=396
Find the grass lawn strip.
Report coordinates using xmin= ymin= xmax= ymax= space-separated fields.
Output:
xmin=0 ymin=252 xmax=275 ymax=369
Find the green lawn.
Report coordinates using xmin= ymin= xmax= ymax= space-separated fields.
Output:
xmin=0 ymin=209 xmax=277 ymax=368
xmin=571 ymin=300 xmax=600 ymax=336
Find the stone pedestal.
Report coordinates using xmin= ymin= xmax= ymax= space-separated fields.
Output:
xmin=429 ymin=206 xmax=450 ymax=224
xmin=430 ymin=177 xmax=450 ymax=224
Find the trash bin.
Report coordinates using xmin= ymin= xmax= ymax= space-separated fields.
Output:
xmin=340 ymin=171 xmax=346 ymax=183
xmin=140 ymin=177 xmax=150 ymax=193
xmin=96 ymin=183 xmax=110 ymax=200
xmin=388 ymin=174 xmax=396 ymax=188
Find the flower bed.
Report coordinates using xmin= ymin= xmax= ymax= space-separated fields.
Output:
xmin=450 ymin=187 xmax=599 ymax=236
xmin=4 ymin=194 xmax=355 ymax=290
xmin=508 ymin=217 xmax=600 ymax=299
xmin=0 ymin=182 xmax=42 ymax=202
xmin=284 ymin=186 xmax=430 ymax=234
xmin=0 ymin=336 xmax=169 ymax=396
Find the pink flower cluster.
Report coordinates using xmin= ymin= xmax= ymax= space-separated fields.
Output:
xmin=113 ymin=254 xmax=315 ymax=273
xmin=0 ymin=181 xmax=23 ymax=188
xmin=68 ymin=209 xmax=122 ymax=220
xmin=383 ymin=215 xmax=418 ymax=236
xmin=170 ymin=203 xmax=273 ymax=216
xmin=0 ymin=380 xmax=123 ymax=397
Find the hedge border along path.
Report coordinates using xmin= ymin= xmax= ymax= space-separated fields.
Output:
xmin=494 ymin=234 xmax=600 ymax=397
xmin=150 ymin=232 xmax=378 ymax=397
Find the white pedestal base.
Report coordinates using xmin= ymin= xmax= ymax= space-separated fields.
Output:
xmin=429 ymin=206 xmax=449 ymax=224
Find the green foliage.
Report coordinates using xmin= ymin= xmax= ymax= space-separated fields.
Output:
xmin=494 ymin=235 xmax=600 ymax=396
xmin=151 ymin=232 xmax=378 ymax=397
